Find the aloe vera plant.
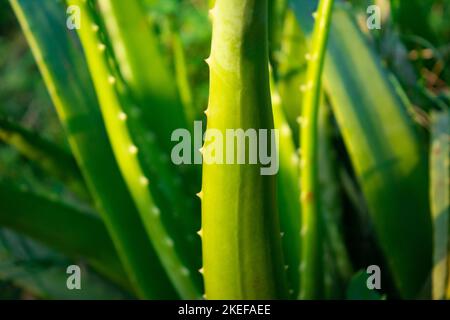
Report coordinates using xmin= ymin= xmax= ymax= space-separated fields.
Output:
xmin=68 ymin=0 xmax=201 ymax=299
xmin=1 ymin=0 xmax=448 ymax=302
xmin=291 ymin=0 xmax=432 ymax=298
xmin=271 ymin=80 xmax=301 ymax=298
xmin=298 ymin=0 xmax=334 ymax=299
xmin=172 ymin=30 xmax=196 ymax=125
xmin=96 ymin=0 xmax=188 ymax=154
xmin=201 ymin=0 xmax=287 ymax=299
xmin=277 ymin=10 xmax=307 ymax=140
xmin=268 ymin=0 xmax=288 ymax=76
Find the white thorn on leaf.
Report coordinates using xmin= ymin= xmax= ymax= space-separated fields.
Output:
xmin=108 ymin=76 xmax=116 ymax=85
xmin=139 ymin=176 xmax=149 ymax=186
xmin=281 ymin=124 xmax=291 ymax=136
xmin=118 ymin=112 xmax=127 ymax=121
xmin=128 ymin=145 xmax=138 ymax=155
xmin=272 ymin=92 xmax=281 ymax=105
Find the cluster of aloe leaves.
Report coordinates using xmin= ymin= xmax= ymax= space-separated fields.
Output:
xmin=0 ymin=0 xmax=448 ymax=300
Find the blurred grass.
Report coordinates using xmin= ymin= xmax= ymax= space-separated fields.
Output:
xmin=0 ymin=0 xmax=70 ymax=211
xmin=0 ymin=0 xmax=63 ymax=143
xmin=0 ymin=2 xmax=78 ymax=298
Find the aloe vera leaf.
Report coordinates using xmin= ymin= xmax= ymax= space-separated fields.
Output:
xmin=298 ymin=0 xmax=334 ymax=300
xmin=0 ymin=230 xmax=128 ymax=300
xmin=277 ymin=9 xmax=307 ymax=141
xmin=10 ymin=0 xmax=177 ymax=299
xmin=268 ymin=0 xmax=288 ymax=76
xmin=291 ymin=0 xmax=432 ymax=298
xmin=96 ymin=0 xmax=201 ymax=258
xmin=318 ymin=102 xmax=352 ymax=284
xmin=0 ymin=116 xmax=88 ymax=199
xmin=69 ymin=0 xmax=201 ymax=299
xmin=98 ymin=0 xmax=201 ymax=227
xmin=96 ymin=7 xmax=203 ymax=288
xmin=201 ymin=0 xmax=287 ymax=299
xmin=0 ymin=183 xmax=130 ymax=291
xmin=171 ymin=29 xmax=196 ymax=124
xmin=430 ymin=110 xmax=449 ymax=300
xmin=97 ymin=0 xmax=188 ymax=153
xmin=169 ymin=22 xmax=204 ymax=200
xmin=271 ymin=81 xmax=301 ymax=298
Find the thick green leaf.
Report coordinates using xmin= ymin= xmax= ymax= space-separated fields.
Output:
xmin=68 ymin=0 xmax=200 ymax=299
xmin=98 ymin=0 xmax=202 ymax=279
xmin=172 ymin=30 xmax=196 ymax=124
xmin=291 ymin=0 xmax=432 ymax=298
xmin=268 ymin=0 xmax=288 ymax=77
xmin=202 ymin=0 xmax=287 ymax=299
xmin=271 ymin=81 xmax=301 ymax=298
xmin=277 ymin=10 xmax=307 ymax=142
xmin=97 ymin=0 xmax=188 ymax=154
xmin=299 ymin=0 xmax=334 ymax=299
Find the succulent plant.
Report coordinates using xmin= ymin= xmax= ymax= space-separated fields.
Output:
xmin=0 ymin=0 xmax=447 ymax=300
